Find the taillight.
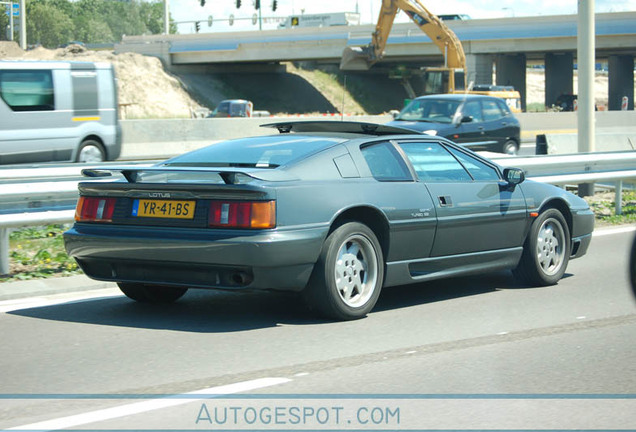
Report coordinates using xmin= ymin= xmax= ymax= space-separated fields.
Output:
xmin=209 ymin=201 xmax=275 ymax=229
xmin=75 ymin=197 xmax=116 ymax=222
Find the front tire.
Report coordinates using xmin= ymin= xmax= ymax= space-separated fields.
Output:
xmin=304 ymin=222 xmax=384 ymax=321
xmin=117 ymin=283 xmax=188 ymax=303
xmin=514 ymin=208 xmax=570 ymax=286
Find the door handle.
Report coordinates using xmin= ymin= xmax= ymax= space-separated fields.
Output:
xmin=438 ymin=195 xmax=453 ymax=207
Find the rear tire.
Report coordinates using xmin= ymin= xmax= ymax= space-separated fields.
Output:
xmin=77 ymin=139 xmax=105 ymax=163
xmin=513 ymin=208 xmax=570 ymax=286
xmin=303 ymin=222 xmax=384 ymax=321
xmin=117 ymin=283 xmax=188 ymax=303
xmin=502 ymin=140 xmax=519 ymax=155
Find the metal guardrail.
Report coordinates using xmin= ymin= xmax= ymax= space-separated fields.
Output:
xmin=1 ymin=152 xmax=635 ymax=276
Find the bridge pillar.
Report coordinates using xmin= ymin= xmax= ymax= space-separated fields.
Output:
xmin=496 ymin=54 xmax=527 ymax=111
xmin=465 ymin=54 xmax=494 ymax=87
xmin=608 ymin=55 xmax=634 ymax=111
xmin=544 ymin=53 xmax=574 ymax=109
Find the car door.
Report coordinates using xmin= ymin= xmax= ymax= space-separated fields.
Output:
xmin=397 ymin=140 xmax=527 ymax=257
xmin=0 ymin=68 xmax=70 ymax=164
xmin=449 ymin=100 xmax=496 ymax=152
xmin=480 ymin=98 xmax=513 ymax=151
xmin=359 ymin=140 xmax=437 ymax=261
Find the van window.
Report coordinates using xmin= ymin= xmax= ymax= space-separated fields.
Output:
xmin=0 ymin=70 xmax=55 ymax=111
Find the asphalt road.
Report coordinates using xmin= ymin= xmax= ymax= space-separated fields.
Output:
xmin=1 ymin=227 xmax=635 ymax=430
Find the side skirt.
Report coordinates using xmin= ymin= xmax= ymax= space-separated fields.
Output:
xmin=383 ymin=247 xmax=524 ymax=288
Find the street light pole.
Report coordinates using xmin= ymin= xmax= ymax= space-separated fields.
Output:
xmin=577 ymin=0 xmax=595 ymax=196
xmin=164 ymin=0 xmax=170 ymax=34
xmin=19 ymin=0 xmax=25 ymax=49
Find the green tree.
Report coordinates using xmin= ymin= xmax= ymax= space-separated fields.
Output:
xmin=15 ymin=0 xmax=177 ymax=46
xmin=75 ymin=17 xmax=113 ymax=44
xmin=26 ymin=1 xmax=74 ymax=47
xmin=0 ymin=8 xmax=9 ymax=41
xmin=140 ymin=1 xmax=176 ymax=35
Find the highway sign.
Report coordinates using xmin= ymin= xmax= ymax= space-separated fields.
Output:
xmin=4 ymin=3 xmax=18 ymax=16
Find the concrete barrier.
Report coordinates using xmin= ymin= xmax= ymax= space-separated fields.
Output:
xmin=118 ymin=112 xmax=635 ymax=160
xmin=119 ymin=115 xmax=392 ymax=160
xmin=540 ymin=132 xmax=636 ymax=154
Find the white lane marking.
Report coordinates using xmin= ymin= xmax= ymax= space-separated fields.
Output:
xmin=0 ymin=289 xmax=122 ymax=313
xmin=593 ymin=226 xmax=636 ymax=237
xmin=6 ymin=377 xmax=291 ymax=431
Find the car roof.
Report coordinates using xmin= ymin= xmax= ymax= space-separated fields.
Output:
xmin=412 ymin=94 xmax=499 ymax=102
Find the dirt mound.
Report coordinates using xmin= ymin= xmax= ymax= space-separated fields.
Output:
xmin=0 ymin=41 xmax=24 ymax=57
xmin=2 ymin=44 xmax=203 ymax=119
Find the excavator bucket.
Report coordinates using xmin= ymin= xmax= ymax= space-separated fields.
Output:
xmin=340 ymin=46 xmax=373 ymax=70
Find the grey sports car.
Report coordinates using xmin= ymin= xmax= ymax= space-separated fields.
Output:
xmin=64 ymin=121 xmax=594 ymax=320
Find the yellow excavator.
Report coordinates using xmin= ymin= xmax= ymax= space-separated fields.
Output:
xmin=340 ymin=0 xmax=521 ymax=111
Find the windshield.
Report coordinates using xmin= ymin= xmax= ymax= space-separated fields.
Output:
xmin=395 ymin=99 xmax=461 ymax=123
xmin=162 ymin=135 xmax=345 ymax=168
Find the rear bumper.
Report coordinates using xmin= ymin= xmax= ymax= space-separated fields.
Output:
xmin=106 ymin=123 xmax=123 ymax=161
xmin=64 ymin=224 xmax=328 ymax=291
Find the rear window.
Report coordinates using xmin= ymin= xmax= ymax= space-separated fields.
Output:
xmin=163 ymin=135 xmax=345 ymax=168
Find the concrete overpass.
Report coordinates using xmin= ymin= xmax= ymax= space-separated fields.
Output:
xmin=116 ymin=12 xmax=636 ymax=111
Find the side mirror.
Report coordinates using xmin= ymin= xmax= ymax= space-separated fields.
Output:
xmin=453 ymin=114 xmax=472 ymax=126
xmin=503 ymin=167 xmax=525 ymax=185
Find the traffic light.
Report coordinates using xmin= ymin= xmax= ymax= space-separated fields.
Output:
xmin=236 ymin=0 xmax=241 ymax=8
xmin=272 ymin=0 xmax=277 ymax=11
xmin=195 ymin=21 xmax=200 ymax=32
xmin=200 ymin=0 xmax=205 ymax=5
xmin=255 ymin=0 xmax=260 ymax=9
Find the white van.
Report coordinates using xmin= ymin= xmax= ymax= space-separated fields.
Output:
xmin=0 ymin=60 xmax=122 ymax=164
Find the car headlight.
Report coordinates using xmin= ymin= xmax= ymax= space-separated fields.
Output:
xmin=422 ymin=130 xmax=438 ymax=136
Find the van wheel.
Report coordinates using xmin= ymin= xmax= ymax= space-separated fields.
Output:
xmin=77 ymin=139 xmax=105 ymax=163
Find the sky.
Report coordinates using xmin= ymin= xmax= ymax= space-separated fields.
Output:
xmin=167 ymin=0 xmax=636 ymax=34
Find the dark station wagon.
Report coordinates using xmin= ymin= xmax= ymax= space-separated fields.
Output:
xmin=387 ymin=94 xmax=522 ymax=155
xmin=64 ymin=121 xmax=594 ymax=320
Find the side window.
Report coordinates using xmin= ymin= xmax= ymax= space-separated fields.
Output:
xmin=215 ymin=102 xmax=230 ymax=116
xmin=360 ymin=142 xmax=412 ymax=182
xmin=462 ymin=100 xmax=483 ymax=122
xmin=398 ymin=142 xmax=471 ymax=182
xmin=447 ymin=147 xmax=501 ymax=181
xmin=482 ymin=99 xmax=504 ymax=121
xmin=497 ymin=98 xmax=513 ymax=116
xmin=0 ymin=70 xmax=54 ymax=111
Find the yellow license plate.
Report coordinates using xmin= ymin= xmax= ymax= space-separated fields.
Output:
xmin=133 ymin=199 xmax=195 ymax=219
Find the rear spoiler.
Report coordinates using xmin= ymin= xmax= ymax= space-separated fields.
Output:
xmin=82 ymin=167 xmax=269 ymax=185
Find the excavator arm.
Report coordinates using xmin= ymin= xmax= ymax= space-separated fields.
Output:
xmin=340 ymin=0 xmax=466 ymax=70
